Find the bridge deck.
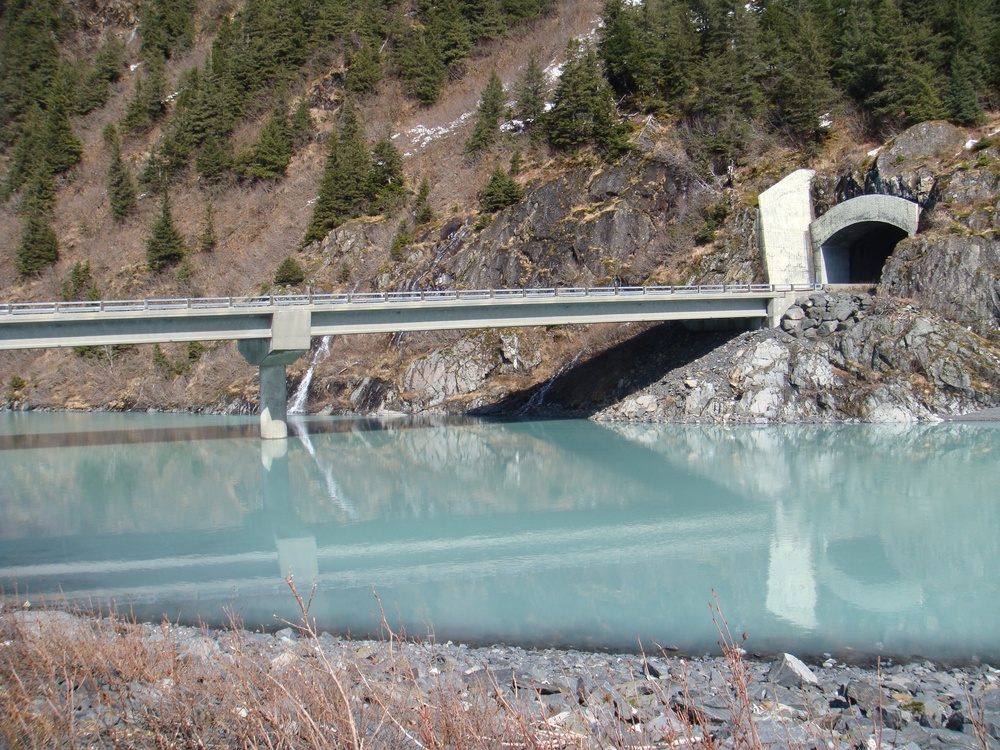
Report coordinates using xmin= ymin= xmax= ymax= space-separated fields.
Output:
xmin=0 ymin=284 xmax=815 ymax=350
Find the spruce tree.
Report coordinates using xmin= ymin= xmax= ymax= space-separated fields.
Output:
xmin=195 ymin=135 xmax=234 ymax=183
xmin=414 ymin=178 xmax=433 ymax=224
xmin=599 ymin=0 xmax=658 ymax=101
xmin=42 ymin=73 xmax=84 ymax=175
xmin=241 ymin=108 xmax=292 ymax=180
xmin=303 ymin=102 xmax=372 ymax=245
xmin=146 ymin=192 xmax=186 ymax=272
xmin=515 ymin=53 xmax=547 ymax=128
xmin=123 ymin=56 xmax=167 ymax=132
xmin=275 ymin=256 xmax=305 ymax=285
xmin=655 ymin=0 xmax=698 ymax=111
xmin=198 ymin=201 xmax=217 ymax=252
xmin=0 ymin=0 xmax=61 ymax=139
xmin=17 ymin=208 xmax=59 ymax=276
xmin=479 ymin=166 xmax=523 ymax=212
xmin=107 ymin=138 xmax=137 ymax=220
xmin=546 ymin=39 xmax=600 ymax=148
xmin=865 ymin=0 xmax=946 ymax=125
xmin=770 ymin=4 xmax=837 ymax=143
xmin=291 ymin=98 xmax=313 ymax=146
xmin=427 ymin=0 xmax=473 ymax=69
xmin=546 ymin=39 xmax=628 ymax=155
xmin=77 ymin=33 xmax=125 ymax=114
xmin=396 ymin=29 xmax=446 ymax=105
xmin=465 ymin=71 xmax=506 ymax=154
xmin=370 ymin=137 xmax=406 ymax=211
xmin=345 ymin=34 xmax=383 ymax=95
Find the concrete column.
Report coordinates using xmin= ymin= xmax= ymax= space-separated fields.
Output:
xmin=237 ymin=308 xmax=311 ymax=440
xmin=767 ymin=291 xmax=798 ymax=328
xmin=260 ymin=363 xmax=291 ymax=440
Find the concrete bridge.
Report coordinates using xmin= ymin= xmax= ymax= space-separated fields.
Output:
xmin=1 ymin=284 xmax=812 ymax=438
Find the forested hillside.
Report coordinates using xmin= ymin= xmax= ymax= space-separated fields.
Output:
xmin=1 ymin=0 xmax=998 ymax=413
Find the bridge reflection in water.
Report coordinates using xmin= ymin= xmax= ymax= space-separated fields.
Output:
xmin=1 ymin=414 xmax=998 ymax=659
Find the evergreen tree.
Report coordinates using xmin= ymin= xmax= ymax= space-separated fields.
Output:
xmin=291 ymin=98 xmax=314 ymax=146
xmin=0 ymin=0 xmax=61 ymax=141
xmin=146 ymin=192 xmax=186 ymax=272
xmin=275 ymin=256 xmax=305 ymax=285
xmin=42 ymin=73 xmax=83 ymax=175
xmin=545 ymin=39 xmax=628 ymax=155
xmin=768 ymin=3 xmax=837 ymax=143
xmin=62 ymin=260 xmax=100 ymax=301
xmin=515 ymin=53 xmax=547 ymax=127
xmin=198 ymin=201 xmax=217 ymax=252
xmin=427 ymin=0 xmax=474 ymax=69
xmin=303 ymin=102 xmax=372 ymax=245
xmin=195 ymin=135 xmax=234 ymax=183
xmin=465 ymin=71 xmax=506 ymax=154
xmin=19 ymin=169 xmax=57 ymax=218
xmin=345 ymin=33 xmax=383 ymax=95
xmin=599 ymin=0 xmax=658 ymax=101
xmin=140 ymin=0 xmax=196 ymax=61
xmin=414 ymin=178 xmax=434 ymax=224
xmin=468 ymin=0 xmax=506 ymax=40
xmin=947 ymin=53 xmax=982 ymax=125
xmin=370 ymin=137 xmax=406 ymax=211
xmin=240 ymin=108 xmax=292 ymax=180
xmin=691 ymin=0 xmax=765 ymax=121
xmin=395 ymin=28 xmax=447 ymax=105
xmin=123 ymin=56 xmax=167 ymax=132
xmin=655 ymin=0 xmax=698 ymax=111
xmin=479 ymin=165 xmax=523 ymax=212
xmin=17 ymin=208 xmax=59 ymax=276
xmin=77 ymin=33 xmax=125 ymax=114
xmin=864 ymin=0 xmax=946 ymax=126
xmin=107 ymin=136 xmax=137 ymax=220
xmin=3 ymin=105 xmax=44 ymax=199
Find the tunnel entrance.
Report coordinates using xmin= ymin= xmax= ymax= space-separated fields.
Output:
xmin=819 ymin=221 xmax=909 ymax=284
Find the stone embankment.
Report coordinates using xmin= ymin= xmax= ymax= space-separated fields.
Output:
xmin=4 ymin=609 xmax=999 ymax=749
xmin=595 ymin=290 xmax=1000 ymax=424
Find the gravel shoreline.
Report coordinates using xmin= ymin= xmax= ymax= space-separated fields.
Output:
xmin=4 ymin=608 xmax=999 ymax=749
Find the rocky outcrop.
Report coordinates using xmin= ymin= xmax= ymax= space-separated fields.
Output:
xmin=346 ymin=331 xmax=542 ymax=414
xmin=815 ymin=121 xmax=968 ymax=213
xmin=393 ymin=140 xmax=736 ymax=292
xmin=595 ymin=292 xmax=1000 ymax=424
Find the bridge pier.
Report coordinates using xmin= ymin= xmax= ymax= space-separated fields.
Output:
xmin=237 ymin=308 xmax=310 ymax=440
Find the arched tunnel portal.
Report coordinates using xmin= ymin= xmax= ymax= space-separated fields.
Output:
xmin=810 ymin=195 xmax=921 ymax=285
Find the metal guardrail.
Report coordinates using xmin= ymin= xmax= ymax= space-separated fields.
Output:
xmin=0 ymin=284 xmax=822 ymax=317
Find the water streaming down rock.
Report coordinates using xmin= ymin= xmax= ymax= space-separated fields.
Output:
xmin=520 ymin=349 xmax=586 ymax=413
xmin=289 ymin=336 xmax=333 ymax=414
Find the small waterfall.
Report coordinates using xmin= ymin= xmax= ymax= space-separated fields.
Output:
xmin=289 ymin=335 xmax=333 ymax=415
xmin=521 ymin=349 xmax=586 ymax=414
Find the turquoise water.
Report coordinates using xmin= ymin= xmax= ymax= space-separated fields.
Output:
xmin=1 ymin=412 xmax=998 ymax=661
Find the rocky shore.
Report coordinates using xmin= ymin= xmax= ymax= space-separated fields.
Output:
xmin=3 ymin=607 xmax=999 ymax=749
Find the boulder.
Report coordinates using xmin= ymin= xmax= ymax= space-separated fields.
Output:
xmin=767 ymin=653 xmax=819 ymax=689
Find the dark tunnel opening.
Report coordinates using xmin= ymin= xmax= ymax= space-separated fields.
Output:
xmin=821 ymin=222 xmax=909 ymax=284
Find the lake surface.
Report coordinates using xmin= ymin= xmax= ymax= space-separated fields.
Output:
xmin=1 ymin=412 xmax=998 ymax=662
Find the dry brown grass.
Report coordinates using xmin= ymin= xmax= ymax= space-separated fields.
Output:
xmin=0 ymin=584 xmax=771 ymax=750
